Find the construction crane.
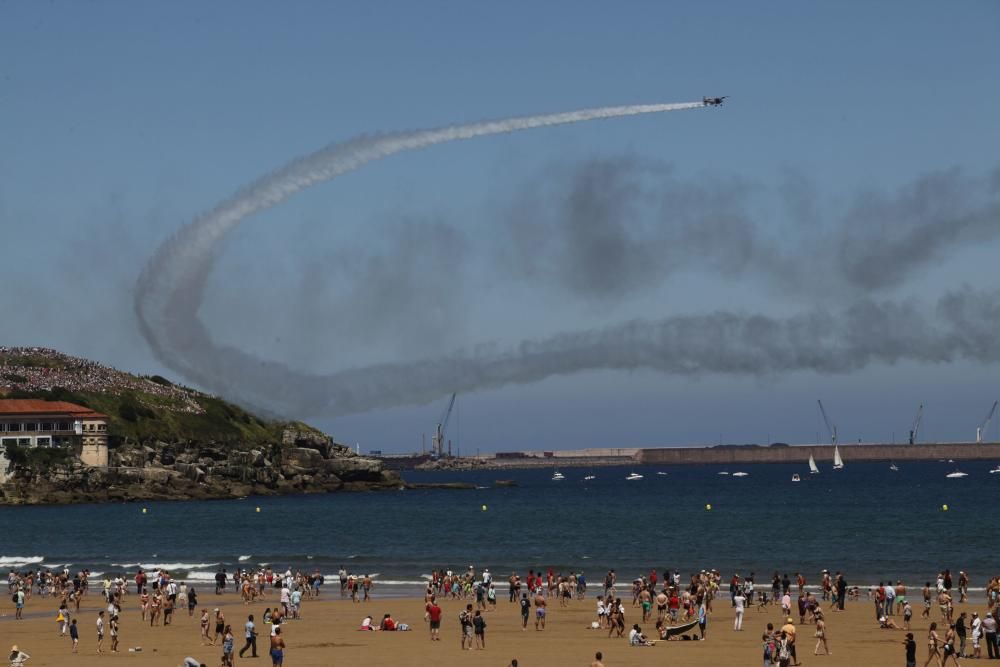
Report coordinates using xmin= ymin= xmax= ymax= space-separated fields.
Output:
xmin=976 ymin=400 xmax=998 ymax=443
xmin=431 ymin=393 xmax=457 ymax=458
xmin=908 ymin=404 xmax=923 ymax=445
xmin=817 ymin=400 xmax=838 ymax=445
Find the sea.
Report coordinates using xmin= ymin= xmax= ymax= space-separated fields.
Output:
xmin=1 ymin=460 xmax=996 ymax=597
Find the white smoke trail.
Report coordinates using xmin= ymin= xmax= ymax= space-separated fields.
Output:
xmin=135 ymin=102 xmax=707 ymax=413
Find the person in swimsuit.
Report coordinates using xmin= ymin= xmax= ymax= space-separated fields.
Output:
xmin=814 ymin=610 xmax=830 ymax=655
xmin=926 ymin=622 xmax=942 ymax=667
xmin=269 ymin=626 xmax=285 ymax=667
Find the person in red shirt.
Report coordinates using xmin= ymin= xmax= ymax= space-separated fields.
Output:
xmin=650 ymin=570 xmax=658 ymax=589
xmin=426 ymin=598 xmax=442 ymax=641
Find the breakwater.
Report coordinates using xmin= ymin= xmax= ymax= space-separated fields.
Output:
xmin=638 ymin=441 xmax=1000 ymax=465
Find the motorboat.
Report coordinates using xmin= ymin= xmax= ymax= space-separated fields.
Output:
xmin=989 ymin=466 xmax=1000 ymax=474
xmin=889 ymin=463 xmax=899 ymax=472
xmin=791 ymin=474 xmax=801 ymax=482
xmin=808 ymin=455 xmax=820 ymax=475
xmin=717 ymin=471 xmax=730 ymax=475
xmin=946 ymin=471 xmax=968 ymax=479
xmin=583 ymin=474 xmax=596 ymax=481
xmin=625 ymin=472 xmax=644 ymax=481
xmin=551 ymin=471 xmax=565 ymax=481
xmin=656 ymin=471 xmax=668 ymax=476
xmin=731 ymin=471 xmax=749 ymax=477
xmin=832 ymin=446 xmax=844 ymax=470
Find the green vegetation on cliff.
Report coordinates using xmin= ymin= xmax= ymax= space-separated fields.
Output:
xmin=0 ymin=347 xmax=322 ymax=447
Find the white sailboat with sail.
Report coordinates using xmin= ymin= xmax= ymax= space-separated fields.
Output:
xmin=808 ymin=454 xmax=820 ymax=475
xmin=832 ymin=446 xmax=844 ymax=470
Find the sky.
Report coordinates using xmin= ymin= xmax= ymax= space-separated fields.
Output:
xmin=1 ymin=1 xmax=999 ymax=453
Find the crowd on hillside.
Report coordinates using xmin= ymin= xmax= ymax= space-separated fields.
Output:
xmin=0 ymin=346 xmax=204 ymax=414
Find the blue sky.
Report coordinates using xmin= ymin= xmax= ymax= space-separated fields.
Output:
xmin=2 ymin=1 xmax=999 ymax=452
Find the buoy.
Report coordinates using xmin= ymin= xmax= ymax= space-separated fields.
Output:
xmin=705 ymin=504 xmax=712 ymax=511
xmin=255 ymin=507 xmax=261 ymax=513
xmin=141 ymin=508 xmax=147 ymax=514
xmin=481 ymin=504 xmax=488 ymax=512
xmin=942 ymin=504 xmax=949 ymax=511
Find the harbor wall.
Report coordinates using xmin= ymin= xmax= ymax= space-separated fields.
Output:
xmin=637 ymin=442 xmax=1000 ymax=465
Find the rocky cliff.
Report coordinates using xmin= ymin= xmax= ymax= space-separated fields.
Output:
xmin=0 ymin=425 xmax=403 ymax=505
xmin=0 ymin=347 xmax=404 ymax=504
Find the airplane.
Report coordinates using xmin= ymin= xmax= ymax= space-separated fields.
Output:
xmin=702 ymin=96 xmax=727 ymax=107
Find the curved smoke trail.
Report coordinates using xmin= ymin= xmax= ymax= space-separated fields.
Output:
xmin=135 ymin=102 xmax=1000 ymax=417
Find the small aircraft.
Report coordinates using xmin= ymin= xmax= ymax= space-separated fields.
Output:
xmin=702 ymin=96 xmax=727 ymax=107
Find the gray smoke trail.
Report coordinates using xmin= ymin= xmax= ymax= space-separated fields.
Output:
xmin=135 ymin=102 xmax=1000 ymax=418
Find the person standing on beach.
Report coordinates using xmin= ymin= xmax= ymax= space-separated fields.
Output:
xmin=733 ymin=590 xmax=746 ymax=631
xmin=519 ymin=593 xmax=530 ymax=630
xmin=69 ymin=619 xmax=79 ymax=653
xmin=983 ymin=613 xmax=997 ymax=660
xmin=923 ymin=583 xmax=933 ymax=619
xmin=109 ymin=613 xmax=119 ymax=653
xmin=96 ymin=611 xmax=105 ymax=654
xmin=814 ymin=609 xmax=830 ymax=655
xmin=14 ymin=586 xmax=25 ymax=620
xmin=427 ymin=597 xmax=442 ymax=640
xmin=459 ymin=603 xmax=474 ymax=649
xmin=269 ymin=626 xmax=285 ymax=667
xmin=534 ymin=589 xmax=547 ymax=630
xmin=836 ymin=575 xmax=847 ymax=611
xmin=473 ymin=610 xmax=486 ymax=649
xmin=781 ymin=617 xmax=799 ymax=667
xmin=905 ymin=632 xmax=917 ymax=667
xmin=956 ymin=612 xmax=967 ymax=658
xmin=926 ymin=622 xmax=942 ymax=667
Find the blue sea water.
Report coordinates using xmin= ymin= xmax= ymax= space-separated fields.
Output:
xmin=0 ymin=460 xmax=995 ymax=594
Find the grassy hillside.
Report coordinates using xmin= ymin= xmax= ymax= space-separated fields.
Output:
xmin=0 ymin=348 xmax=321 ymax=447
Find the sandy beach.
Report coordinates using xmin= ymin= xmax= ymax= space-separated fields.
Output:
xmin=2 ymin=586 xmax=980 ymax=666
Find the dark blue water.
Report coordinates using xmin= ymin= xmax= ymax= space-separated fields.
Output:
xmin=0 ymin=461 xmax=995 ymax=593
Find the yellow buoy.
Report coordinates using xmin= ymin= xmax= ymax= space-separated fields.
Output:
xmin=705 ymin=504 xmax=712 ymax=511
xmin=256 ymin=507 xmax=261 ymax=513
xmin=481 ymin=504 xmax=488 ymax=512
xmin=942 ymin=504 xmax=949 ymax=511
xmin=142 ymin=507 xmax=147 ymax=514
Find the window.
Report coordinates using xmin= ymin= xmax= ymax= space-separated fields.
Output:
xmin=35 ymin=437 xmax=51 ymax=447
xmin=17 ymin=438 xmax=30 ymax=446
xmin=41 ymin=422 xmax=54 ymax=431
xmin=25 ymin=422 xmax=37 ymax=432
xmin=1 ymin=437 xmax=16 ymax=446
xmin=57 ymin=421 xmax=70 ymax=431
xmin=7 ymin=423 xmax=21 ymax=433
xmin=0 ymin=423 xmax=5 ymax=432
xmin=98 ymin=424 xmax=107 ymax=431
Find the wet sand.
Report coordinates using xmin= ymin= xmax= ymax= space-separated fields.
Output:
xmin=0 ymin=590 xmax=976 ymax=666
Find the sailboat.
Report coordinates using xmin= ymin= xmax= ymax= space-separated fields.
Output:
xmin=945 ymin=470 xmax=968 ymax=479
xmin=551 ymin=471 xmax=565 ymax=481
xmin=625 ymin=472 xmax=644 ymax=481
xmin=808 ymin=455 xmax=820 ymax=475
xmin=832 ymin=446 xmax=844 ymax=470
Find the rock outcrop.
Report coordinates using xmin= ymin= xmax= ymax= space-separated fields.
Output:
xmin=0 ymin=426 xmax=403 ymax=505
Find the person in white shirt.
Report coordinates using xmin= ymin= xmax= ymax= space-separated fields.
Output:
xmin=733 ymin=592 xmax=746 ymax=630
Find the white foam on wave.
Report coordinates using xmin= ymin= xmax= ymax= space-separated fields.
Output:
xmin=238 ymin=555 xmax=252 ymax=561
xmin=0 ymin=555 xmax=44 ymax=566
xmin=112 ymin=562 xmax=218 ymax=571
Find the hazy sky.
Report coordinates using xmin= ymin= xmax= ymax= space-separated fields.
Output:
xmin=2 ymin=1 xmax=999 ymax=453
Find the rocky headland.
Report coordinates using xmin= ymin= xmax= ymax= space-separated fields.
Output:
xmin=0 ymin=347 xmax=408 ymax=504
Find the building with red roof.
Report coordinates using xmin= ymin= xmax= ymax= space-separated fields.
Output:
xmin=0 ymin=399 xmax=109 ymax=476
